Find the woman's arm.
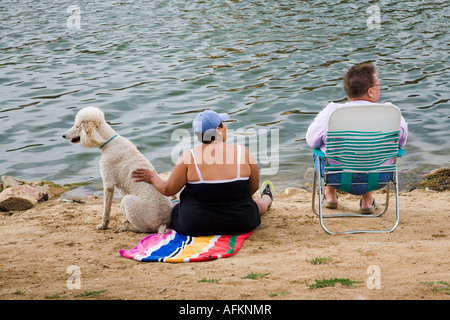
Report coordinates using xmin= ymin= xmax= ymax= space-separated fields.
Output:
xmin=132 ymin=151 xmax=189 ymax=196
xmin=245 ymin=147 xmax=260 ymax=196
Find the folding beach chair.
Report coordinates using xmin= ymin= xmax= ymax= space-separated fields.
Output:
xmin=311 ymin=103 xmax=405 ymax=234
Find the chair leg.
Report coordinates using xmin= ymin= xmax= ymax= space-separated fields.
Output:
xmin=373 ymin=182 xmax=390 ymax=217
xmin=384 ymin=171 xmax=400 ymax=233
xmin=317 ymin=177 xmax=335 ymax=234
xmin=313 ymin=176 xmax=400 ymax=234
xmin=311 ymin=171 xmax=340 ymax=234
xmin=311 ymin=171 xmax=319 ymax=215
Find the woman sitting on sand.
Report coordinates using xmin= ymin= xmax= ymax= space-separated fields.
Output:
xmin=131 ymin=110 xmax=274 ymax=236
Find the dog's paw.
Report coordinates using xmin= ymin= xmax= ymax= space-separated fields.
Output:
xmin=115 ymin=225 xmax=142 ymax=233
xmin=96 ymin=223 xmax=108 ymax=230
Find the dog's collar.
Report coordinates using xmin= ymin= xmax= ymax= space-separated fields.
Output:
xmin=99 ymin=134 xmax=118 ymax=149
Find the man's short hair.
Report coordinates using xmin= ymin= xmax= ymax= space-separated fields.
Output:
xmin=343 ymin=63 xmax=377 ymax=100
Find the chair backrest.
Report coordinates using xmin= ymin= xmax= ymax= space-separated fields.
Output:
xmin=328 ymin=103 xmax=401 ymax=132
xmin=325 ymin=103 xmax=402 ymax=173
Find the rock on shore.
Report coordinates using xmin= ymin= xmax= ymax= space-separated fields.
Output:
xmin=0 ymin=176 xmax=66 ymax=212
xmin=417 ymin=168 xmax=450 ymax=192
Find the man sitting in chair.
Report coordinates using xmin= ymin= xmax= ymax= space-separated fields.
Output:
xmin=306 ymin=63 xmax=408 ymax=214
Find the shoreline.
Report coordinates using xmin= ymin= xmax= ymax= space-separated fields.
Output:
xmin=0 ymin=170 xmax=449 ymax=300
xmin=62 ymin=167 xmax=450 ymax=203
xmin=13 ymin=166 xmax=446 ymax=204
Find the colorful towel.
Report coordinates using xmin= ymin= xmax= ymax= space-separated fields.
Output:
xmin=119 ymin=229 xmax=252 ymax=262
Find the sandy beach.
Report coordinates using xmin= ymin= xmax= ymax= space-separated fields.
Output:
xmin=1 ymin=179 xmax=449 ymax=302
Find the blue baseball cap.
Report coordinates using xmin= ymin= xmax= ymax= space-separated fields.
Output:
xmin=193 ymin=110 xmax=230 ymax=134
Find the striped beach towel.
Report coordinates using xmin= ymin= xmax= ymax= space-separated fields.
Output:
xmin=119 ymin=229 xmax=252 ymax=262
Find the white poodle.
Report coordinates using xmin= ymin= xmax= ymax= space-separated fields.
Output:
xmin=63 ymin=107 xmax=172 ymax=233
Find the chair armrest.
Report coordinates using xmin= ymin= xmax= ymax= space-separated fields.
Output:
xmin=314 ymin=148 xmax=326 ymax=159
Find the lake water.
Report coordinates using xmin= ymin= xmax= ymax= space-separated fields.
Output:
xmin=1 ymin=0 xmax=449 ymax=191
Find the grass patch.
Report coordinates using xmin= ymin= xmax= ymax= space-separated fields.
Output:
xmin=307 ymin=278 xmax=362 ymax=289
xmin=45 ymin=293 xmax=68 ymax=299
xmin=268 ymin=291 xmax=291 ymax=297
xmin=198 ymin=278 xmax=219 ymax=284
xmin=421 ymin=281 xmax=450 ymax=295
xmin=46 ymin=290 xmax=110 ymax=299
xmin=242 ymin=272 xmax=270 ymax=280
xmin=306 ymin=257 xmax=332 ymax=265
xmin=74 ymin=289 xmax=108 ymax=298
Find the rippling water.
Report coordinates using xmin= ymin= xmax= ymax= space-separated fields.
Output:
xmin=1 ymin=0 xmax=449 ymax=190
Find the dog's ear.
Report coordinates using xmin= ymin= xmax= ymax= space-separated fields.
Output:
xmin=80 ymin=120 xmax=103 ymax=148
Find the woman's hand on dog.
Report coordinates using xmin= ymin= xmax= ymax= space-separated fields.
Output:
xmin=132 ymin=169 xmax=155 ymax=184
